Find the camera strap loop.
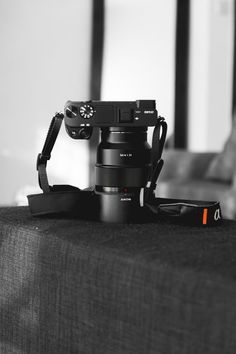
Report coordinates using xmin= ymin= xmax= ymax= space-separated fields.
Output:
xmin=145 ymin=117 xmax=167 ymax=201
xmin=36 ymin=112 xmax=64 ymax=192
xmin=151 ymin=117 xmax=167 ymax=164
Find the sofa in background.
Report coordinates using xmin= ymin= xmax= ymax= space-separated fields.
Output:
xmin=156 ymin=116 xmax=236 ymax=219
xmin=156 ymin=149 xmax=236 ymax=219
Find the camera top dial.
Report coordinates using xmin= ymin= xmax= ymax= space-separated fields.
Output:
xmin=65 ymin=105 xmax=78 ymax=118
xmin=79 ymin=104 xmax=95 ymax=119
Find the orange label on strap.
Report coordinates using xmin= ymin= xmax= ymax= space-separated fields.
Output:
xmin=202 ymin=208 xmax=208 ymax=225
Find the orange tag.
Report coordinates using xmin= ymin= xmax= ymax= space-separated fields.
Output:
xmin=202 ymin=208 xmax=208 ymax=225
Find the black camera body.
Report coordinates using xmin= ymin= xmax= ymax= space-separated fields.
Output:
xmin=63 ymin=99 xmax=165 ymax=223
xmin=29 ymin=99 xmax=221 ymax=226
xmin=64 ymin=100 xmax=158 ymax=139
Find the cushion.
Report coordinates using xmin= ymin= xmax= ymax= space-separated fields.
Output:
xmin=205 ymin=117 xmax=236 ymax=182
xmin=157 ymin=178 xmax=231 ymax=218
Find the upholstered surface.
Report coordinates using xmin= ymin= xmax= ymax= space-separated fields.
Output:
xmin=156 ymin=178 xmax=232 ymax=219
xmin=157 ymin=178 xmax=230 ymax=201
xmin=1 ymin=207 xmax=236 ymax=353
xmin=158 ymin=149 xmax=236 ymax=220
xmin=205 ymin=117 xmax=236 ymax=182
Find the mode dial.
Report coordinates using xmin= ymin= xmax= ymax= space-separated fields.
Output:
xmin=79 ymin=104 xmax=95 ymax=119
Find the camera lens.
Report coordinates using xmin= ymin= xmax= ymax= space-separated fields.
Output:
xmin=95 ymin=127 xmax=151 ymax=222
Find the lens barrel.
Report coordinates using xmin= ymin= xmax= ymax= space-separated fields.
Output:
xmin=95 ymin=127 xmax=151 ymax=222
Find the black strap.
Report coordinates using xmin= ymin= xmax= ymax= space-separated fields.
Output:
xmin=36 ymin=112 xmax=64 ymax=192
xmin=145 ymin=197 xmax=221 ymax=226
xmin=28 ymin=114 xmax=222 ymax=226
xmin=145 ymin=117 xmax=167 ymax=202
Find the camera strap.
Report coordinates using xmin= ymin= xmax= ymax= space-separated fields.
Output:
xmin=28 ymin=112 xmax=222 ymax=226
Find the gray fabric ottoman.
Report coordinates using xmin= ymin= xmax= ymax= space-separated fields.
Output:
xmin=0 ymin=207 xmax=236 ymax=353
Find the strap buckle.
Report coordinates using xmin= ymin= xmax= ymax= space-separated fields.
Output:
xmin=36 ymin=153 xmax=51 ymax=170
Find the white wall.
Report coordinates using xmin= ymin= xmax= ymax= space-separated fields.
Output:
xmin=188 ymin=0 xmax=234 ymax=151
xmin=0 ymin=0 xmax=92 ymax=205
xmin=101 ymin=0 xmax=177 ymax=139
xmin=102 ymin=0 xmax=235 ymax=152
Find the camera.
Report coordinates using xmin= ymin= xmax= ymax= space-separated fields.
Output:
xmin=63 ymin=100 xmax=166 ymax=223
xmin=29 ymin=99 xmax=222 ymax=226
xmin=64 ymin=100 xmax=158 ymax=139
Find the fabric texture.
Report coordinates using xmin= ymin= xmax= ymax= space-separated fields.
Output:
xmin=205 ymin=117 xmax=236 ymax=182
xmin=157 ymin=149 xmax=236 ymax=220
xmin=156 ymin=178 xmax=232 ymax=219
xmin=1 ymin=207 xmax=236 ymax=353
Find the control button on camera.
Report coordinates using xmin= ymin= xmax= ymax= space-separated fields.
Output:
xmin=66 ymin=126 xmax=92 ymax=139
xmin=66 ymin=105 xmax=78 ymax=118
xmin=137 ymin=100 xmax=155 ymax=110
